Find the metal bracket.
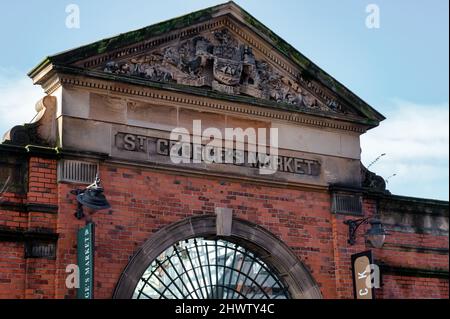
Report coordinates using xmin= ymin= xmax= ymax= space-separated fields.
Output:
xmin=344 ymin=217 xmax=369 ymax=245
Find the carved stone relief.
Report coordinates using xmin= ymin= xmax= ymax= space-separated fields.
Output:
xmin=102 ymin=29 xmax=343 ymax=113
xmin=361 ymin=164 xmax=390 ymax=194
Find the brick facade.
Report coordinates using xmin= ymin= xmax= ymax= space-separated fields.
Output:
xmin=0 ymin=1 xmax=448 ymax=300
xmin=0 ymin=156 xmax=58 ymax=299
xmin=0 ymin=155 xmax=448 ymax=299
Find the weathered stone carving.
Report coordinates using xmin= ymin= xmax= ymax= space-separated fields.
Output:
xmin=361 ymin=164 xmax=390 ymax=194
xmin=2 ymin=96 xmax=57 ymax=147
xmin=103 ymin=29 xmax=339 ymax=113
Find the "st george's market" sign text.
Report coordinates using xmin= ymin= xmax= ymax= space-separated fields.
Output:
xmin=77 ymin=223 xmax=94 ymax=299
xmin=114 ymin=132 xmax=321 ymax=176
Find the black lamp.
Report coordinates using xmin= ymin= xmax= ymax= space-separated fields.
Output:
xmin=365 ymin=219 xmax=386 ymax=248
xmin=344 ymin=217 xmax=387 ymax=248
xmin=71 ymin=176 xmax=111 ymax=220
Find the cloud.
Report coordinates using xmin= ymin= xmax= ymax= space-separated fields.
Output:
xmin=0 ymin=68 xmax=44 ymax=135
xmin=361 ymin=99 xmax=449 ymax=200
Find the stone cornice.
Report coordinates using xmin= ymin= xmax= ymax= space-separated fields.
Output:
xmin=0 ymin=201 xmax=58 ymax=214
xmin=57 ymin=72 xmax=369 ymax=133
xmin=378 ymin=264 xmax=449 ymax=279
xmin=0 ymin=227 xmax=59 ymax=243
xmin=381 ymin=243 xmax=449 ymax=255
xmin=0 ymin=144 xmax=60 ymax=158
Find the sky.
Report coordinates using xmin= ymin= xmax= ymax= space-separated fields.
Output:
xmin=0 ymin=0 xmax=448 ymax=200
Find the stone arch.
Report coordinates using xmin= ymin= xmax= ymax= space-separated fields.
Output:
xmin=113 ymin=215 xmax=322 ymax=299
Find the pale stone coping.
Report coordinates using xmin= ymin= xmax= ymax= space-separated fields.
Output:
xmin=58 ymin=76 xmax=368 ymax=134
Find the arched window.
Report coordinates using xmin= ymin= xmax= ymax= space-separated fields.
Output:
xmin=133 ymin=238 xmax=289 ymax=299
xmin=114 ymin=216 xmax=322 ymax=299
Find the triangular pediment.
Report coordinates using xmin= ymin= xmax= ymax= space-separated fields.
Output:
xmin=29 ymin=1 xmax=385 ymax=126
xmin=92 ymin=27 xmax=347 ymax=115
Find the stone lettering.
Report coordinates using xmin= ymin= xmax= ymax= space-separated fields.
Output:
xmin=124 ymin=134 xmax=136 ymax=151
xmin=114 ymin=133 xmax=320 ymax=177
xmin=157 ymin=139 xmax=169 ymax=156
xmin=294 ymin=159 xmax=305 ymax=174
xmin=283 ymin=157 xmax=294 ymax=173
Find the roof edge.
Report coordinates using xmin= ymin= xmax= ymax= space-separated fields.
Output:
xmin=28 ymin=1 xmax=231 ymax=77
xmin=52 ymin=65 xmax=381 ymax=129
xmin=28 ymin=1 xmax=385 ymax=124
xmin=229 ymin=3 xmax=385 ymax=122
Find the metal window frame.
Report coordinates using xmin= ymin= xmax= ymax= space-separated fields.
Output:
xmin=134 ymin=238 xmax=290 ymax=300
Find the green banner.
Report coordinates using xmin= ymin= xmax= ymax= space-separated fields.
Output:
xmin=77 ymin=223 xmax=94 ymax=299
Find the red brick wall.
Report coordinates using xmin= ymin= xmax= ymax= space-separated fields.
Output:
xmin=373 ymin=230 xmax=449 ymax=299
xmin=374 ymin=232 xmax=448 ymax=269
xmin=0 ymin=190 xmax=28 ymax=230
xmin=0 ymin=156 xmax=58 ymax=299
xmin=0 ymin=242 xmax=25 ymax=299
xmin=377 ymin=275 xmax=449 ymax=299
xmin=1 ymin=156 xmax=449 ymax=299
xmin=54 ymin=163 xmax=338 ymax=298
xmin=27 ymin=157 xmax=58 ymax=207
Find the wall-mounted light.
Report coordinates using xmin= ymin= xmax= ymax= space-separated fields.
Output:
xmin=344 ymin=218 xmax=387 ymax=248
xmin=71 ymin=175 xmax=111 ymax=220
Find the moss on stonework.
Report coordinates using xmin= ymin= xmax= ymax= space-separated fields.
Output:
xmin=28 ymin=1 xmax=385 ymax=124
xmin=92 ymin=8 xmax=214 ymax=56
xmin=236 ymin=4 xmax=385 ymax=122
xmin=29 ymin=5 xmax=216 ymax=75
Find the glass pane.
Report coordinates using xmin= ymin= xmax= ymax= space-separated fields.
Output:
xmin=133 ymin=238 xmax=290 ymax=299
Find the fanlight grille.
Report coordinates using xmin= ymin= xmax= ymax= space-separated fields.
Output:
xmin=133 ymin=238 xmax=290 ymax=299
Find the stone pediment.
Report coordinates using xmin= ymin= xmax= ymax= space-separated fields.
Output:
xmin=29 ymin=1 xmax=385 ymax=126
xmin=96 ymin=28 xmax=342 ymax=115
